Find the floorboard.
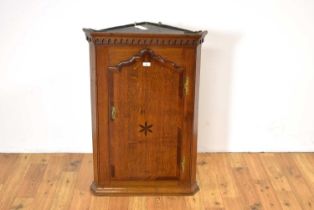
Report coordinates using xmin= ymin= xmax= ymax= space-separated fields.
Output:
xmin=0 ymin=153 xmax=313 ymax=210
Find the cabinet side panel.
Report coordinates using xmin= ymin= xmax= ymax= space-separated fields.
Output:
xmin=181 ymin=47 xmax=197 ymax=185
xmin=89 ymin=43 xmax=98 ymax=183
xmin=95 ymin=46 xmax=111 ymax=186
xmin=191 ymin=45 xmax=202 ymax=185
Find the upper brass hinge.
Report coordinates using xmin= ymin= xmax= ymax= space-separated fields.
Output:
xmin=111 ymin=106 xmax=117 ymax=120
xmin=184 ymin=77 xmax=189 ymax=96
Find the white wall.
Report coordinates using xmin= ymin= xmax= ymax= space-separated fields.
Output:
xmin=1 ymin=0 xmax=314 ymax=152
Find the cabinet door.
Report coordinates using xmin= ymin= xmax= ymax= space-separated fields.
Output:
xmin=108 ymin=48 xmax=186 ymax=182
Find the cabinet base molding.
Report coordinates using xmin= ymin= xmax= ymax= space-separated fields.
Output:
xmin=90 ymin=182 xmax=199 ymax=196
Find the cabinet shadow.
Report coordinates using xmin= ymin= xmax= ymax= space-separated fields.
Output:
xmin=198 ymin=31 xmax=240 ymax=152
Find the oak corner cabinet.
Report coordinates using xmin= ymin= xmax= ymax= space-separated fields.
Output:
xmin=83 ymin=22 xmax=207 ymax=196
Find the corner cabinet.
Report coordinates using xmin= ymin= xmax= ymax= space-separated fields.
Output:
xmin=83 ymin=22 xmax=207 ymax=195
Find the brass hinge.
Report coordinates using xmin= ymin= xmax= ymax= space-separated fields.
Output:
xmin=111 ymin=106 xmax=116 ymax=120
xmin=181 ymin=156 xmax=185 ymax=173
xmin=184 ymin=77 xmax=189 ymax=96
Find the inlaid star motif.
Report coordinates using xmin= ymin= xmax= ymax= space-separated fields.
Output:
xmin=139 ymin=121 xmax=153 ymax=136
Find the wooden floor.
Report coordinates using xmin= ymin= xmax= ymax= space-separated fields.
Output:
xmin=0 ymin=153 xmax=313 ymax=210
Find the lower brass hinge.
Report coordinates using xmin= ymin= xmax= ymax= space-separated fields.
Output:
xmin=181 ymin=156 xmax=185 ymax=173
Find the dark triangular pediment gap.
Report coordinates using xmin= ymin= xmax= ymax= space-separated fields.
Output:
xmin=85 ymin=22 xmax=200 ymax=35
